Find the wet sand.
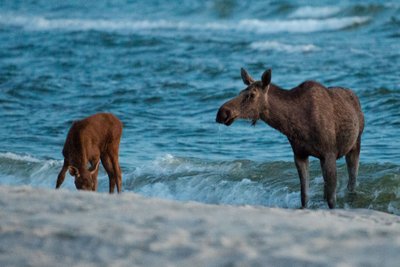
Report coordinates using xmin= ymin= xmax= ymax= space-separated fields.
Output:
xmin=0 ymin=186 xmax=399 ymax=267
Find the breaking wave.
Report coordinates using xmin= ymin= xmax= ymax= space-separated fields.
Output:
xmin=1 ymin=152 xmax=398 ymax=214
xmin=289 ymin=6 xmax=341 ymax=18
xmin=250 ymin=41 xmax=319 ymax=53
xmin=0 ymin=14 xmax=370 ymax=34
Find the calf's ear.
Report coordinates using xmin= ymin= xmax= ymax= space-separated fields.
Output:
xmin=68 ymin=166 xmax=79 ymax=177
xmin=261 ymin=69 xmax=272 ymax=89
xmin=89 ymin=160 xmax=100 ymax=175
xmin=241 ymin=68 xmax=255 ymax=85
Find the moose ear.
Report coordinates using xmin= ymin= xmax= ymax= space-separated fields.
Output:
xmin=261 ymin=69 xmax=272 ymax=89
xmin=241 ymin=68 xmax=255 ymax=85
xmin=89 ymin=160 xmax=100 ymax=175
xmin=68 ymin=166 xmax=79 ymax=177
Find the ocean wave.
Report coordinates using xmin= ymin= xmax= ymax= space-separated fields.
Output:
xmin=0 ymin=152 xmax=41 ymax=163
xmin=250 ymin=41 xmax=319 ymax=53
xmin=126 ymin=154 xmax=300 ymax=207
xmin=289 ymin=6 xmax=341 ymax=18
xmin=0 ymin=152 xmax=62 ymax=187
xmin=1 ymin=152 xmax=398 ymax=214
xmin=123 ymin=154 xmax=400 ymax=213
xmin=0 ymin=14 xmax=370 ymax=34
xmin=237 ymin=17 xmax=370 ymax=33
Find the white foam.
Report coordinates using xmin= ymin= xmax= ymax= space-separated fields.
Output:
xmin=290 ymin=6 xmax=341 ymax=18
xmin=127 ymin=154 xmax=303 ymax=207
xmin=138 ymin=182 xmax=174 ymax=199
xmin=133 ymin=153 xmax=234 ymax=178
xmin=250 ymin=41 xmax=319 ymax=53
xmin=0 ymin=14 xmax=181 ymax=31
xmin=0 ymin=152 xmax=66 ymax=189
xmin=237 ymin=17 xmax=370 ymax=33
xmin=0 ymin=152 xmax=40 ymax=163
xmin=0 ymin=13 xmax=370 ymax=34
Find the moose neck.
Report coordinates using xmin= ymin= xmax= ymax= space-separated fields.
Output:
xmin=260 ymin=85 xmax=299 ymax=140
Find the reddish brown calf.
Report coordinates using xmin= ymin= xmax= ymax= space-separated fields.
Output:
xmin=56 ymin=113 xmax=123 ymax=193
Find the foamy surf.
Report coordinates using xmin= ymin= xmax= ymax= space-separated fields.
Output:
xmin=237 ymin=17 xmax=370 ymax=33
xmin=0 ymin=152 xmax=399 ymax=213
xmin=250 ymin=41 xmax=319 ymax=53
xmin=0 ymin=152 xmax=62 ymax=188
xmin=125 ymin=154 xmax=304 ymax=207
xmin=0 ymin=152 xmax=41 ymax=163
xmin=0 ymin=14 xmax=370 ymax=34
xmin=289 ymin=6 xmax=341 ymax=18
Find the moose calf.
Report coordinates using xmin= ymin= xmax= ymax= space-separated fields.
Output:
xmin=56 ymin=113 xmax=123 ymax=193
xmin=216 ymin=68 xmax=364 ymax=209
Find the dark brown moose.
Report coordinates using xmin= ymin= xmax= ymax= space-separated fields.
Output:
xmin=216 ymin=68 xmax=364 ymax=209
xmin=56 ymin=113 xmax=123 ymax=193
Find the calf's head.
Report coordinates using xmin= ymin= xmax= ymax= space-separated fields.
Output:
xmin=69 ymin=160 xmax=100 ymax=191
xmin=216 ymin=68 xmax=271 ymax=126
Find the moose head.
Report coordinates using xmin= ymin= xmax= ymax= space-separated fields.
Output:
xmin=68 ymin=160 xmax=100 ymax=191
xmin=216 ymin=68 xmax=272 ymax=126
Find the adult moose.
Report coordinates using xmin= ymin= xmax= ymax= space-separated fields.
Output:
xmin=56 ymin=113 xmax=123 ymax=193
xmin=216 ymin=68 xmax=364 ymax=209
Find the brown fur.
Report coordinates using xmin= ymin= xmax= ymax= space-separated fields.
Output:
xmin=216 ymin=68 xmax=364 ymax=209
xmin=56 ymin=113 xmax=123 ymax=193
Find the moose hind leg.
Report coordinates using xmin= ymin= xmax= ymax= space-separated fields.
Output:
xmin=320 ymin=154 xmax=337 ymax=209
xmin=92 ymin=163 xmax=100 ymax=191
xmin=101 ymin=155 xmax=116 ymax=193
xmin=345 ymin=138 xmax=361 ymax=192
xmin=294 ymin=155 xmax=309 ymax=208
xmin=110 ymin=152 xmax=122 ymax=193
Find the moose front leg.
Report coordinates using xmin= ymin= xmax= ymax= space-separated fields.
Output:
xmin=56 ymin=160 xmax=69 ymax=189
xmin=294 ymin=155 xmax=309 ymax=208
xmin=345 ymin=136 xmax=361 ymax=192
xmin=320 ymin=154 xmax=337 ymax=209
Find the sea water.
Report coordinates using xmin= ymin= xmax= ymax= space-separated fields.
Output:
xmin=0 ymin=0 xmax=399 ymax=214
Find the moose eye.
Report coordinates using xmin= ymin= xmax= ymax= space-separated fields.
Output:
xmin=247 ymin=92 xmax=256 ymax=100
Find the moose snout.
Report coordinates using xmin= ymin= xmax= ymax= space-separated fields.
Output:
xmin=216 ymin=106 xmax=236 ymax=126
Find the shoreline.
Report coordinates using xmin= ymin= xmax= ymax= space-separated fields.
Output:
xmin=1 ymin=185 xmax=399 ymax=266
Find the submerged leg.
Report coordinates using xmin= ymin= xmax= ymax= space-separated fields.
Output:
xmin=320 ymin=154 xmax=337 ymax=209
xmin=294 ymin=155 xmax=309 ymax=208
xmin=56 ymin=160 xmax=69 ymax=189
xmin=345 ymin=137 xmax=361 ymax=192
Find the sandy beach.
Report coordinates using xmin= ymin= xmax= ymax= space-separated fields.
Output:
xmin=0 ymin=186 xmax=399 ymax=267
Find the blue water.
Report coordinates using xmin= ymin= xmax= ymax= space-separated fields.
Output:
xmin=0 ymin=0 xmax=399 ymax=213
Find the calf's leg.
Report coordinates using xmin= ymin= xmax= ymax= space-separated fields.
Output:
xmin=110 ymin=152 xmax=122 ymax=193
xmin=56 ymin=160 xmax=68 ymax=189
xmin=101 ymin=154 xmax=116 ymax=193
xmin=108 ymin=141 xmax=122 ymax=193
xmin=320 ymin=154 xmax=337 ymax=209
xmin=92 ymin=166 xmax=99 ymax=191
xmin=294 ymin=155 xmax=309 ymax=208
